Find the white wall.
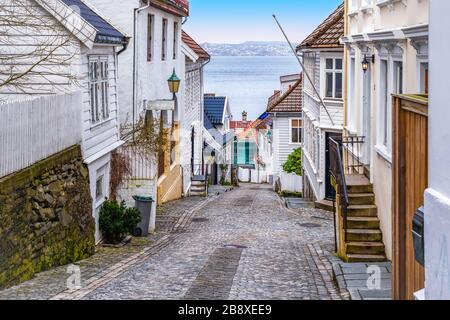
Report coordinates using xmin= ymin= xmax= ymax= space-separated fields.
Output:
xmin=272 ymin=115 xmax=302 ymax=177
xmin=425 ymin=0 xmax=450 ymax=300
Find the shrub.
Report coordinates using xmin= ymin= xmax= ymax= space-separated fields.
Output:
xmin=283 ymin=148 xmax=302 ymax=176
xmin=99 ymin=200 xmax=141 ymax=244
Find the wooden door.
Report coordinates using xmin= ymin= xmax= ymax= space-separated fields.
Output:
xmin=392 ymin=94 xmax=428 ymax=300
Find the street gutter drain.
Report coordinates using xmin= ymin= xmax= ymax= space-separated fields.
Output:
xmin=298 ymin=223 xmax=322 ymax=228
xmin=192 ymin=218 xmax=209 ymax=223
xmin=224 ymin=244 xmax=248 ymax=249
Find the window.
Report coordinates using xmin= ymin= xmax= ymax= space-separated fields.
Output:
xmin=348 ymin=57 xmax=356 ymax=130
xmin=393 ymin=61 xmax=403 ymax=95
xmin=147 ymin=14 xmax=154 ymax=61
xmin=324 ymin=58 xmax=343 ymax=99
xmin=89 ymin=56 xmax=109 ymax=123
xmin=379 ymin=59 xmax=389 ymax=147
xmin=420 ymin=62 xmax=429 ymax=94
xmin=96 ymin=176 xmax=104 ymax=201
xmin=162 ymin=18 xmax=168 ymax=61
xmin=173 ymin=22 xmax=179 ymax=60
xmin=291 ymin=119 xmax=302 ymax=144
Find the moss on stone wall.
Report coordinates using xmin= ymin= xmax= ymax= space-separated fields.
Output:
xmin=0 ymin=145 xmax=95 ymax=289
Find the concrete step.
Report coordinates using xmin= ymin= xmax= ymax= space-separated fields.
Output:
xmin=190 ymin=185 xmax=206 ymax=192
xmin=190 ymin=191 xmax=207 ymax=197
xmin=347 ymin=216 xmax=380 ymax=229
xmin=346 ymin=175 xmax=373 ymax=194
xmin=347 ymin=204 xmax=378 ymax=217
xmin=346 ymin=241 xmax=386 ymax=255
xmin=191 ymin=180 xmax=206 ymax=186
xmin=348 ymin=193 xmax=375 ymax=206
xmin=315 ymin=199 xmax=334 ymax=212
xmin=346 ymin=254 xmax=387 ymax=263
xmin=347 ymin=229 xmax=382 ymax=242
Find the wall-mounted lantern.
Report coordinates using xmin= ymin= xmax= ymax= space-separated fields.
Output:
xmin=362 ymin=55 xmax=370 ymax=73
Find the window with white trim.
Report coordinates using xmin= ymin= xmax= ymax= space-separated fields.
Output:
xmin=89 ymin=56 xmax=109 ymax=124
xmin=291 ymin=119 xmax=302 ymax=144
xmin=162 ymin=18 xmax=168 ymax=61
xmin=325 ymin=58 xmax=343 ymax=99
xmin=173 ymin=21 xmax=179 ymax=60
xmin=419 ymin=62 xmax=429 ymax=94
xmin=379 ymin=59 xmax=389 ymax=147
xmin=348 ymin=57 xmax=356 ymax=130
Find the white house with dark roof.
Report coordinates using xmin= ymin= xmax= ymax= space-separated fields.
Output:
xmin=181 ymin=31 xmax=210 ymax=195
xmin=297 ymin=3 xmax=344 ymax=204
xmin=0 ymin=0 xmax=129 ymax=241
xmin=266 ymin=73 xmax=303 ymax=191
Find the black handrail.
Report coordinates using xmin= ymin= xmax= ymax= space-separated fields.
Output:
xmin=329 ymin=137 xmax=349 ymax=242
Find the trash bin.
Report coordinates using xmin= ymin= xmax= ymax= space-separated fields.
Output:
xmin=132 ymin=196 xmax=154 ymax=237
xmin=412 ymin=206 xmax=425 ymax=267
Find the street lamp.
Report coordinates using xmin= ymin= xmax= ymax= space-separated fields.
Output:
xmin=167 ymin=68 xmax=181 ymax=96
xmin=362 ymin=55 xmax=370 ymax=73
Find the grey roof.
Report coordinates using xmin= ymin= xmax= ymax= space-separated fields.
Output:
xmin=61 ymin=0 xmax=126 ymax=44
xmin=204 ymin=95 xmax=226 ymax=125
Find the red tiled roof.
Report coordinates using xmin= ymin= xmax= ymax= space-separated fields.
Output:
xmin=182 ymin=31 xmax=210 ymax=60
xmin=297 ymin=3 xmax=344 ymax=50
xmin=151 ymin=0 xmax=189 ymax=17
xmin=267 ymin=75 xmax=303 ymax=113
xmin=230 ymin=121 xmax=252 ymax=130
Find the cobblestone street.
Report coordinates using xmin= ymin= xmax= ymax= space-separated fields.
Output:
xmin=0 ymin=184 xmax=347 ymax=300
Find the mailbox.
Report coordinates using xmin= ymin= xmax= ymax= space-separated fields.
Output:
xmin=412 ymin=206 xmax=425 ymax=267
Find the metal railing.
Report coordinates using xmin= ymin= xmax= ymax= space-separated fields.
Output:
xmin=329 ymin=137 xmax=349 ymax=241
xmin=342 ymin=135 xmax=365 ymax=175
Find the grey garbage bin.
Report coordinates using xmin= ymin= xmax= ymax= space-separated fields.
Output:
xmin=132 ymin=196 xmax=154 ymax=237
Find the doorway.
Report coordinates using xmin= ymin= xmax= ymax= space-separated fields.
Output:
xmin=325 ymin=132 xmax=342 ymax=200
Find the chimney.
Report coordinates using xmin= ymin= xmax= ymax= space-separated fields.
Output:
xmin=242 ymin=111 xmax=248 ymax=122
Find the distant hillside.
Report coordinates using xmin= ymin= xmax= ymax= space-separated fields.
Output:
xmin=201 ymin=41 xmax=299 ymax=57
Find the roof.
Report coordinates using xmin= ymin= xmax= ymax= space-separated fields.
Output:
xmin=61 ymin=0 xmax=126 ymax=44
xmin=204 ymin=95 xmax=227 ymax=126
xmin=182 ymin=31 xmax=210 ymax=60
xmin=267 ymin=75 xmax=303 ymax=113
xmin=230 ymin=121 xmax=252 ymax=130
xmin=151 ymin=0 xmax=189 ymax=17
xmin=297 ymin=3 xmax=344 ymax=50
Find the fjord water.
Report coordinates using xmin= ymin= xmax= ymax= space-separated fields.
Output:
xmin=204 ymin=56 xmax=300 ymax=120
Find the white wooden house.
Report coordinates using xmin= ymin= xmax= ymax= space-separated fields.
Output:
xmin=88 ymin=0 xmax=189 ymax=213
xmin=297 ymin=3 xmax=344 ymax=204
xmin=181 ymin=31 xmax=210 ymax=195
xmin=266 ymin=74 xmax=303 ymax=192
xmin=0 ymin=0 xmax=129 ymax=241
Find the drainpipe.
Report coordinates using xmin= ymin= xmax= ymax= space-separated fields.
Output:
xmin=133 ymin=0 xmax=152 ymax=141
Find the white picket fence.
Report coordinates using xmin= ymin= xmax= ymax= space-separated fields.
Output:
xmin=0 ymin=92 xmax=82 ymax=178
xmin=280 ymin=172 xmax=303 ymax=193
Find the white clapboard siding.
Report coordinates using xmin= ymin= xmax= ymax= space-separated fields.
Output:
xmin=273 ymin=117 xmax=302 ymax=175
xmin=280 ymin=172 xmax=303 ymax=193
xmin=0 ymin=92 xmax=82 ymax=178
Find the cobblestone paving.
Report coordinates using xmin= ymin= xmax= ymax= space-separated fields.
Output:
xmin=0 ymin=184 xmax=346 ymax=300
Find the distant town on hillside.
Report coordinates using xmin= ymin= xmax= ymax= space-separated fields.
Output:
xmin=200 ymin=41 xmax=299 ymax=56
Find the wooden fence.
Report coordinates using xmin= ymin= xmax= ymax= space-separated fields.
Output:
xmin=392 ymin=94 xmax=428 ymax=300
xmin=0 ymin=92 xmax=82 ymax=178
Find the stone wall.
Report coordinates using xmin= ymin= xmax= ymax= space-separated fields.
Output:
xmin=0 ymin=145 xmax=95 ymax=289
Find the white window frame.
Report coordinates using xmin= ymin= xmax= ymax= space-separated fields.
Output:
xmin=376 ymin=54 xmax=404 ymax=162
xmin=162 ymin=18 xmax=168 ymax=61
xmin=418 ymin=61 xmax=429 ymax=94
xmin=173 ymin=21 xmax=179 ymax=60
xmin=322 ymin=55 xmax=343 ymax=100
xmin=348 ymin=55 xmax=357 ymax=132
xmin=88 ymin=55 xmax=109 ymax=124
xmin=290 ymin=118 xmax=302 ymax=145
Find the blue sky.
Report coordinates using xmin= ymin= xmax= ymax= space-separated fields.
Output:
xmin=183 ymin=0 xmax=343 ymax=44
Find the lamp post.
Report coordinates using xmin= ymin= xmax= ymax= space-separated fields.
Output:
xmin=167 ymin=68 xmax=181 ymax=164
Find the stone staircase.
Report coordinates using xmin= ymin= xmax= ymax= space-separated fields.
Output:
xmin=344 ymin=175 xmax=387 ymax=263
xmin=190 ymin=175 xmax=208 ymax=197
